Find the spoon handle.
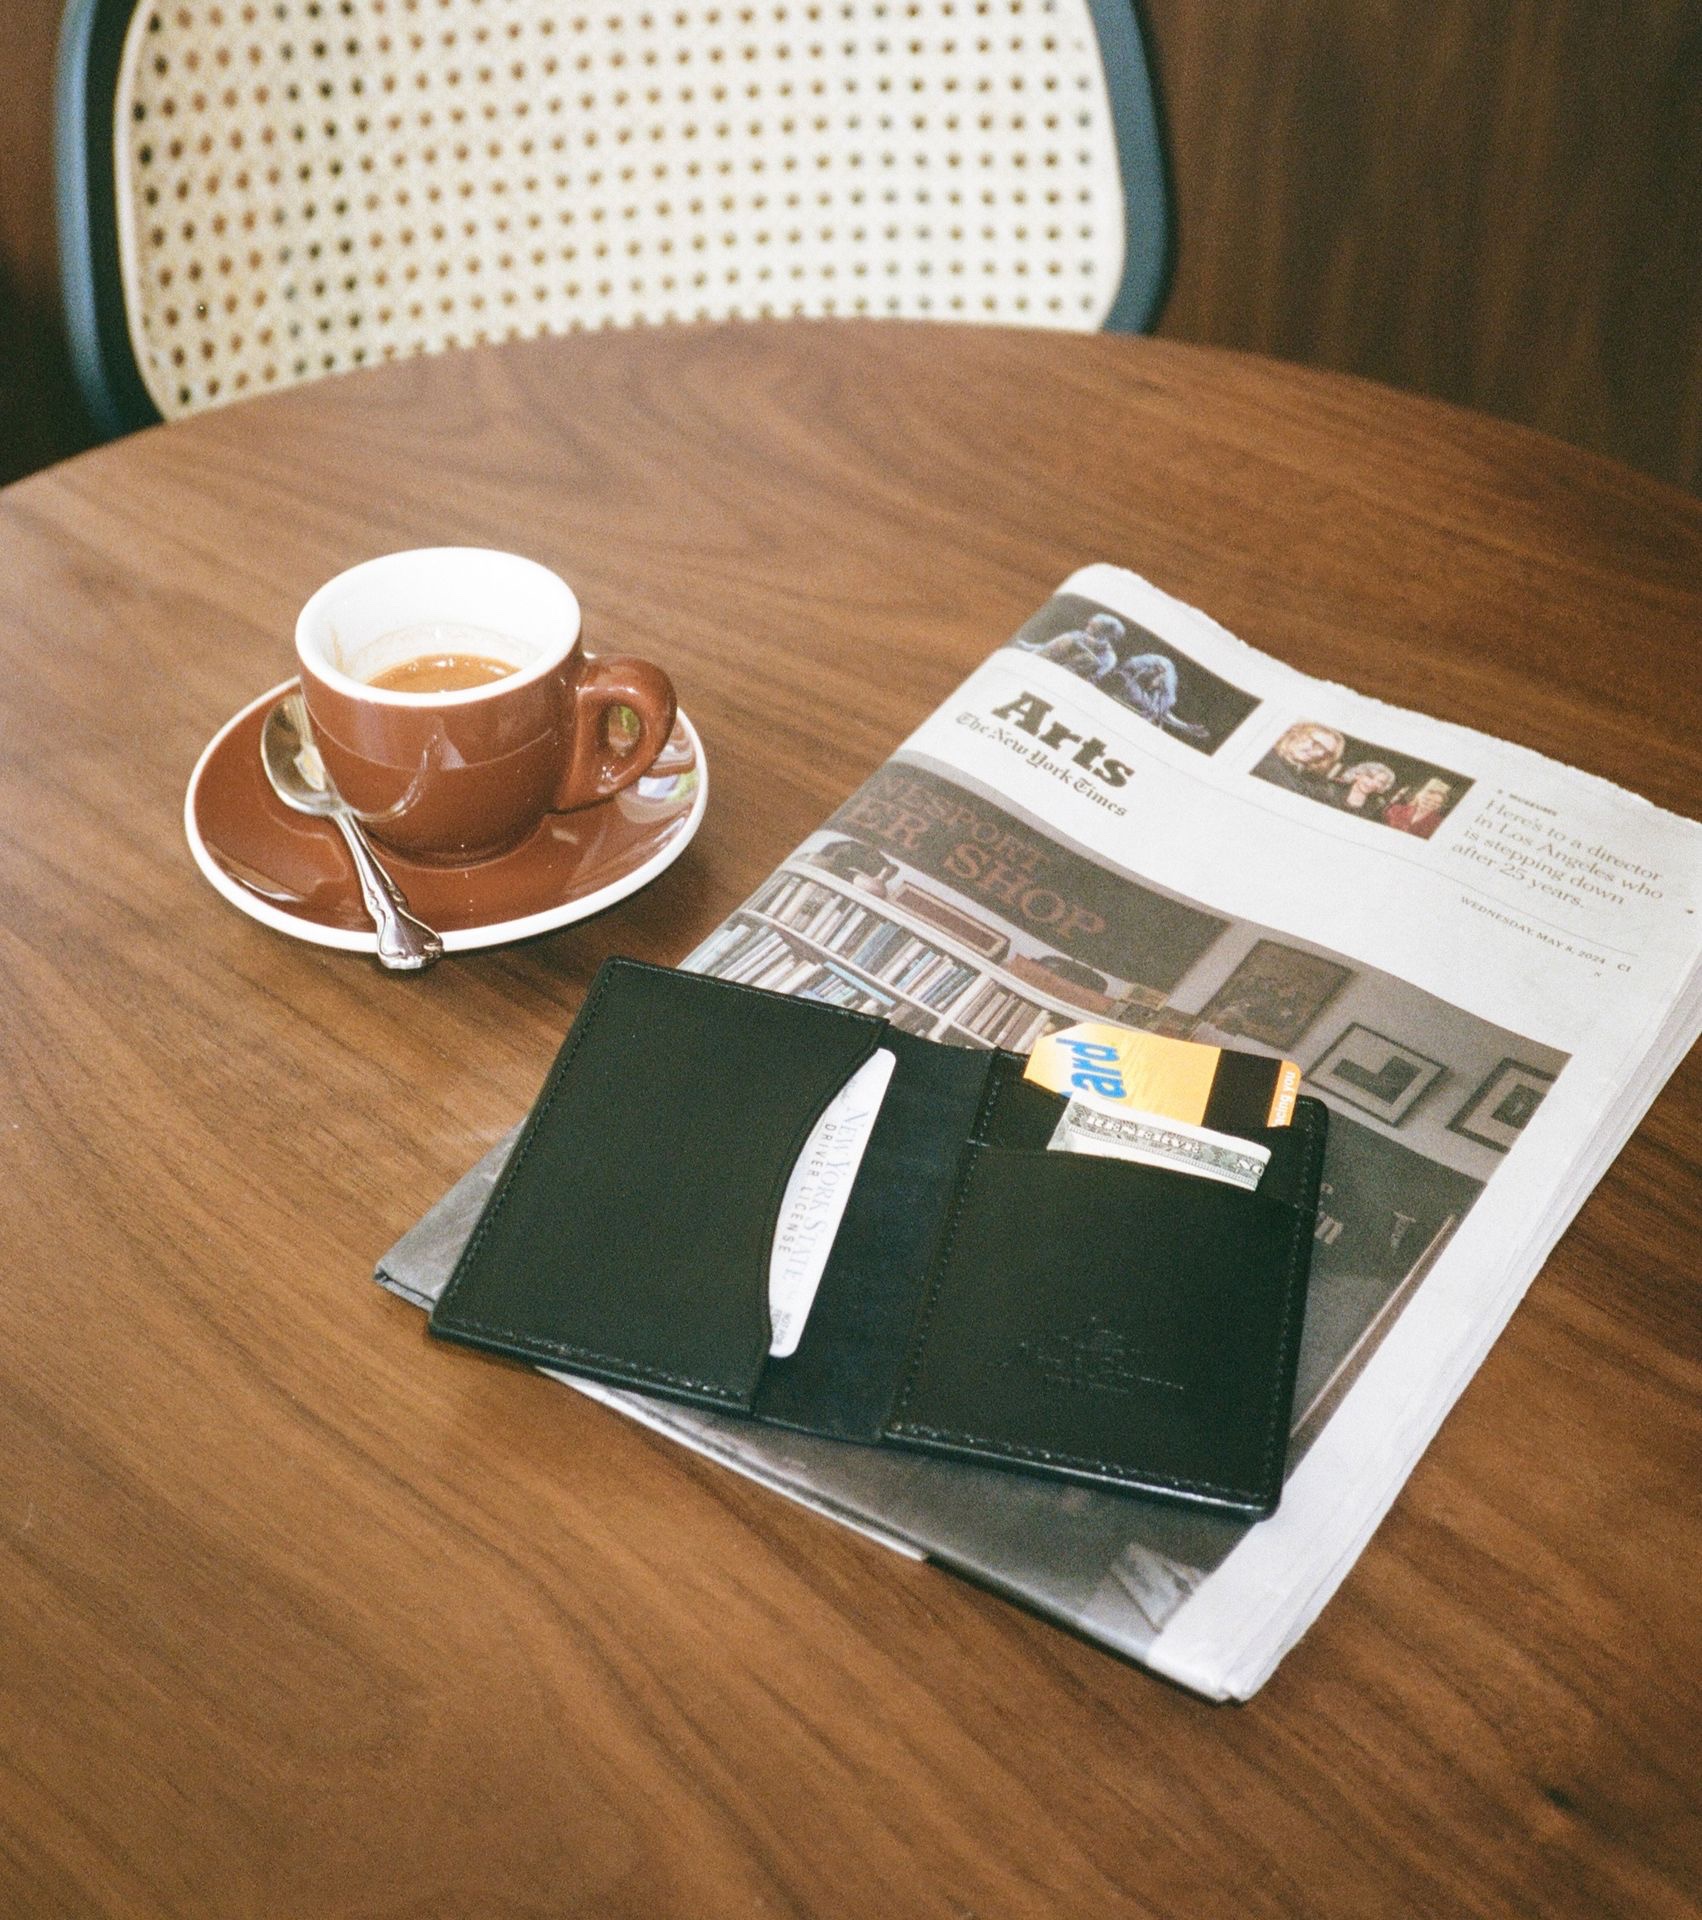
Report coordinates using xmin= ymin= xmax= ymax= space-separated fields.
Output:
xmin=331 ymin=812 xmax=445 ymax=970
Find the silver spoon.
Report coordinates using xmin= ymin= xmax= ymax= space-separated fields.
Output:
xmin=261 ymin=692 xmax=444 ymax=971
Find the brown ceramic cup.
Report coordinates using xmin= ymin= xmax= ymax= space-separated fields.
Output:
xmin=294 ymin=548 xmax=677 ymax=864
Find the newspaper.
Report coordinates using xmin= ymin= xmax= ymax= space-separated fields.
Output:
xmin=378 ymin=565 xmax=1702 ymax=1699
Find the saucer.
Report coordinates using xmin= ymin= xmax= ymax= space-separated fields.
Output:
xmin=186 ymin=680 xmax=707 ymax=952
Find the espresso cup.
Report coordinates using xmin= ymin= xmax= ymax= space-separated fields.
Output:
xmin=294 ymin=548 xmax=677 ymax=863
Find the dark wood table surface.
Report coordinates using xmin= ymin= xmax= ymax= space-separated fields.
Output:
xmin=1 ymin=321 xmax=1697 ymax=1919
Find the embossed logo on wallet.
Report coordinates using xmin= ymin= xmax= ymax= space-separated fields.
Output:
xmin=1007 ymin=1316 xmax=1186 ymax=1397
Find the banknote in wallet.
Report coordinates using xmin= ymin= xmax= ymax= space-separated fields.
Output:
xmin=1026 ymin=1021 xmax=1300 ymax=1188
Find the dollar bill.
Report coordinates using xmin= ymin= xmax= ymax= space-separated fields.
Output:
xmin=1048 ymin=1097 xmax=1271 ymax=1191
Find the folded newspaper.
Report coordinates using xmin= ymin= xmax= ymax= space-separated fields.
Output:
xmin=378 ymin=565 xmax=1702 ymax=1700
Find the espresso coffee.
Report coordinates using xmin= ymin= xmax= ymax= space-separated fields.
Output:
xmin=365 ymin=622 xmax=520 ymax=694
xmin=298 ymin=549 xmax=675 ymax=857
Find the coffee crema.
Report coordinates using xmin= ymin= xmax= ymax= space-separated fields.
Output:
xmin=364 ymin=622 xmax=522 ymax=694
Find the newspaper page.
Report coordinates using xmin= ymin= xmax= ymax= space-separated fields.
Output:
xmin=379 ymin=565 xmax=1702 ymax=1700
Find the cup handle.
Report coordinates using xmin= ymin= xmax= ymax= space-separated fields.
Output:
xmin=554 ymin=654 xmax=679 ymax=810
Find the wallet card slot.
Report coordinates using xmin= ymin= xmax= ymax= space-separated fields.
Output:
xmin=752 ymin=1031 xmax=997 ymax=1440
xmin=975 ymin=1052 xmax=1326 ymax=1203
xmin=886 ymin=1126 xmax=1325 ymax=1515
xmin=971 ymin=1052 xmax=1068 ymax=1149
xmin=429 ymin=959 xmax=885 ymax=1410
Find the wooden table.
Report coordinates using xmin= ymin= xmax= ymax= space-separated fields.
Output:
xmin=1 ymin=322 xmax=1697 ymax=1919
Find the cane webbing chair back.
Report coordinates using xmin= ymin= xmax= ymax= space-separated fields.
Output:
xmin=59 ymin=0 xmax=1169 ymax=433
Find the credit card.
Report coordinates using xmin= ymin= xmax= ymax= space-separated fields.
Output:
xmin=767 ymin=1047 xmax=896 ymax=1357
xmin=1025 ymin=1021 xmax=1299 ymax=1133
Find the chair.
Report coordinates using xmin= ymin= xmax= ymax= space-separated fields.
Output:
xmin=58 ymin=0 xmax=1170 ymax=436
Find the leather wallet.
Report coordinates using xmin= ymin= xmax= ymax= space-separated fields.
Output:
xmin=428 ymin=958 xmax=1328 ymax=1517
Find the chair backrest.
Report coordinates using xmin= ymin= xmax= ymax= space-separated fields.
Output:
xmin=59 ymin=0 xmax=1169 ymax=434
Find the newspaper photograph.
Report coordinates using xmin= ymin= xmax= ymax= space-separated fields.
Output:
xmin=378 ymin=565 xmax=1702 ymax=1700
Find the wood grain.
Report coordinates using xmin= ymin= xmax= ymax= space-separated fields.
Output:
xmin=0 ymin=321 xmax=1697 ymax=1918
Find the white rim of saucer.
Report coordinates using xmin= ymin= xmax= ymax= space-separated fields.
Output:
xmin=183 ymin=679 xmax=709 ymax=954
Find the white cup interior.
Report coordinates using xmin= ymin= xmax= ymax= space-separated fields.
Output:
xmin=296 ymin=547 xmax=581 ymax=700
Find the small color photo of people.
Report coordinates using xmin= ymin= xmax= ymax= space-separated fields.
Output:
xmin=1006 ymin=593 xmax=1261 ymax=756
xmin=1251 ymin=722 xmax=1470 ymax=839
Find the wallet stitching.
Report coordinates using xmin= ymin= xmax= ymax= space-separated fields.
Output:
xmin=887 ymin=1425 xmax=1257 ymax=1501
xmin=887 ymin=1133 xmax=992 ymax=1429
xmin=434 ymin=1315 xmax=748 ymax=1403
xmin=884 ymin=1053 xmax=1005 ymax=1419
xmin=1250 ymin=1096 xmax=1329 ymax=1490
xmin=435 ymin=958 xmax=883 ymax=1401
xmin=433 ymin=962 xmax=621 ymax=1327
xmin=888 ymin=1101 xmax=1329 ymax=1504
xmin=968 ymin=1052 xmax=1014 ymax=1144
xmin=970 ymin=1049 xmax=1053 ymax=1145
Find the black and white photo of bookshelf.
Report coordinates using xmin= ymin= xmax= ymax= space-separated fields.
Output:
xmin=686 ymin=855 xmax=1183 ymax=1052
xmin=756 ymin=874 xmax=982 ymax=1011
xmin=688 ymin=872 xmax=1067 ymax=1044
xmin=684 ymin=761 xmax=1237 ymax=1049
xmin=686 ymin=915 xmax=902 ymax=1014
xmin=948 ymin=979 xmax=1072 ymax=1051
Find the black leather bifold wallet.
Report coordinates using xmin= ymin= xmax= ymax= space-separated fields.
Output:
xmin=429 ymin=958 xmax=1328 ymax=1518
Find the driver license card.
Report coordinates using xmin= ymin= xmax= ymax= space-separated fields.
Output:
xmin=767 ymin=1046 xmax=896 ymax=1357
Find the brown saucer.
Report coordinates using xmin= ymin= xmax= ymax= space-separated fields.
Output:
xmin=185 ymin=681 xmax=707 ymax=952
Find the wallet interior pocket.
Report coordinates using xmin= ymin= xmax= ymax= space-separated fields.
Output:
xmin=430 ymin=961 xmax=886 ymax=1409
xmin=751 ymin=1029 xmax=996 ymax=1440
xmin=885 ymin=1139 xmax=1319 ymax=1513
